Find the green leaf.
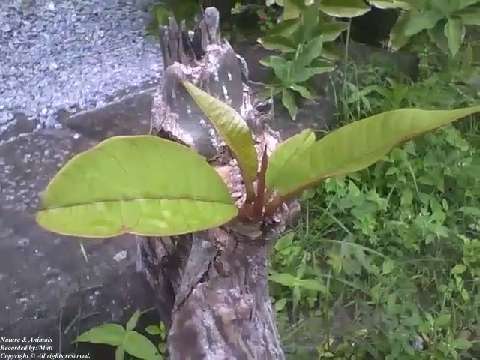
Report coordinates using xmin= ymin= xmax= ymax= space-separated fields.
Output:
xmin=297 ymin=279 xmax=327 ymax=293
xmin=290 ymin=65 xmax=335 ymax=83
xmin=123 ymin=331 xmax=161 ymax=360
xmin=294 ymin=35 xmax=324 ymax=69
xmin=435 ymin=313 xmax=451 ymax=327
xmin=389 ymin=12 xmax=413 ymax=50
xmin=267 ymin=106 xmax=480 ymax=197
xmin=453 ymin=338 xmax=472 ymax=350
xmin=457 ymin=5 xmax=480 ymax=25
xmin=368 ymin=0 xmax=412 ymax=9
xmin=153 ymin=6 xmax=171 ymax=26
xmin=261 ymin=56 xmax=290 ymax=82
xmin=269 ymin=272 xmax=299 ymax=287
xmin=126 ymin=310 xmax=141 ymax=331
xmin=403 ymin=10 xmax=443 ymax=36
xmin=452 ymin=264 xmax=467 ymax=274
xmin=282 ymin=89 xmax=299 ymax=120
xmin=428 ymin=22 xmax=450 ymax=54
xmin=145 ymin=325 xmax=162 ymax=336
xmin=182 ymin=81 xmax=258 ymax=198
xmin=458 ymin=0 xmax=480 ymax=9
xmin=259 ymin=35 xmax=297 ymax=52
xmin=319 ymin=0 xmax=371 ymax=17
xmin=289 ymin=84 xmax=315 ymax=99
xmin=445 ymin=17 xmax=465 ymax=56
xmin=274 ymin=231 xmax=296 ymax=251
xmin=75 ymin=324 xmax=125 ymax=346
xmin=382 ymin=259 xmax=395 ymax=274
xmin=267 ymin=129 xmax=316 ymax=191
xmin=283 ymin=0 xmax=305 ymax=19
xmin=36 ymin=136 xmax=237 ymax=238
xmin=275 ymin=298 xmax=287 ymax=311
xmin=265 ymin=19 xmax=301 ymax=37
xmin=318 ymin=21 xmax=349 ymax=42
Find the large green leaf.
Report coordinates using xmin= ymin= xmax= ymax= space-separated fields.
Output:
xmin=445 ymin=17 xmax=465 ymax=56
xmin=267 ymin=106 xmax=480 ymax=197
xmin=261 ymin=55 xmax=290 ymax=82
xmin=267 ymin=129 xmax=316 ymax=190
xmin=37 ymin=136 xmax=237 ymax=238
xmin=282 ymin=89 xmax=298 ymax=120
xmin=289 ymin=65 xmax=335 ymax=83
xmin=283 ymin=0 xmax=305 ymax=19
xmin=182 ymin=81 xmax=258 ymax=197
xmin=403 ymin=10 xmax=443 ymax=36
xmin=317 ymin=21 xmax=349 ymax=42
xmin=368 ymin=0 xmax=412 ymax=9
xmin=319 ymin=0 xmax=371 ymax=17
xmin=123 ymin=331 xmax=161 ymax=360
xmin=258 ymin=35 xmax=297 ymax=52
xmin=75 ymin=324 xmax=126 ymax=346
xmin=457 ymin=5 xmax=480 ymax=25
xmin=293 ymin=35 xmax=324 ymax=70
xmin=389 ymin=12 xmax=412 ymax=50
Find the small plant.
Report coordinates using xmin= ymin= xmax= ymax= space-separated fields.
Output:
xmin=259 ymin=0 xmax=409 ymax=119
xmin=36 ymin=80 xmax=480 ymax=237
xmin=75 ymin=310 xmax=165 ymax=360
xmin=389 ymin=0 xmax=480 ymax=56
xmin=36 ymin=77 xmax=480 ymax=357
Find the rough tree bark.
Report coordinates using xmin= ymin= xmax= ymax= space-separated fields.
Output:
xmin=137 ymin=8 xmax=298 ymax=359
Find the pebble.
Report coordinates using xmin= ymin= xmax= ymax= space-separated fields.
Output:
xmin=0 ymin=0 xmax=163 ymax=136
xmin=113 ymin=250 xmax=128 ymax=262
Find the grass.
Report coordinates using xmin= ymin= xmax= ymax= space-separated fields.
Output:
xmin=269 ymin=52 xmax=480 ymax=359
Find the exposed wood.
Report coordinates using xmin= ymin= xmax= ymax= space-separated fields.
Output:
xmin=137 ymin=8 xmax=299 ymax=359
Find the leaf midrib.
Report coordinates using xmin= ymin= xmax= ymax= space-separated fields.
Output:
xmin=42 ymin=195 xmax=234 ymax=211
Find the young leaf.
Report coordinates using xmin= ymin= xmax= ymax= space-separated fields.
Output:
xmin=37 ymin=136 xmax=237 ymax=238
xmin=267 ymin=106 xmax=480 ymax=197
xmin=145 ymin=325 xmax=162 ymax=336
xmin=445 ymin=17 xmax=465 ymax=56
xmin=282 ymin=89 xmax=298 ymax=120
xmin=123 ymin=331 xmax=161 ymax=360
xmin=75 ymin=324 xmax=126 ymax=346
xmin=293 ymin=35 xmax=324 ymax=70
xmin=126 ymin=310 xmax=141 ymax=331
xmin=267 ymin=129 xmax=316 ymax=191
xmin=182 ymin=81 xmax=258 ymax=199
xmin=319 ymin=0 xmax=371 ymax=18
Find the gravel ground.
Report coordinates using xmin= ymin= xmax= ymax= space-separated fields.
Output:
xmin=0 ymin=0 xmax=163 ymax=136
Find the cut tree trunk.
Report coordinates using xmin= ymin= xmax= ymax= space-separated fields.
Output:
xmin=137 ymin=8 xmax=298 ymax=359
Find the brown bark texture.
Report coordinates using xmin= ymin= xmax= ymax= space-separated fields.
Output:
xmin=136 ymin=8 xmax=298 ymax=359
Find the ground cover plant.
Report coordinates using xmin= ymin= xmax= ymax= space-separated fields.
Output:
xmin=270 ymin=25 xmax=480 ymax=359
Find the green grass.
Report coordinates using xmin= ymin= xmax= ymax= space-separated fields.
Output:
xmin=269 ymin=57 xmax=480 ymax=359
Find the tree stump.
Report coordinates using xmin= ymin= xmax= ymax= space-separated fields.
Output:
xmin=137 ymin=8 xmax=298 ymax=359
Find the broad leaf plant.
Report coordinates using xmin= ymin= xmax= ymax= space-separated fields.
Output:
xmin=35 ymin=80 xmax=480 ymax=239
